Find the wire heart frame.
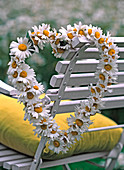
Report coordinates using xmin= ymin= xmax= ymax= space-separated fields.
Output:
xmin=7 ymin=22 xmax=119 ymax=154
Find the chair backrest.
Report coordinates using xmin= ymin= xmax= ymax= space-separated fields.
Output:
xmin=46 ymin=37 xmax=124 ymax=117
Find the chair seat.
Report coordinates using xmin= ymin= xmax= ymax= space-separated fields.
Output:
xmin=0 ymin=94 xmax=123 ymax=162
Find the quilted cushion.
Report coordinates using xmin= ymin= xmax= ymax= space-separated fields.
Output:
xmin=0 ymin=94 xmax=123 ymax=160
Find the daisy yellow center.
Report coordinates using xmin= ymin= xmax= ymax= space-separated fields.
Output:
xmin=57 ymin=48 xmax=65 ymax=53
xmin=95 ymin=87 xmax=101 ymax=93
xmin=75 ymin=119 xmax=83 ymax=127
xmin=27 ymin=92 xmax=34 ymax=99
xmin=25 ymin=87 xmax=30 ymax=92
xmin=12 ymin=61 xmax=17 ymax=68
xmin=37 ymin=32 xmax=42 ymax=39
xmin=55 ymin=39 xmax=60 ymax=45
xmin=99 ymin=84 xmax=105 ymax=88
xmin=18 ymin=44 xmax=27 ymax=51
xmin=78 ymin=29 xmax=85 ymax=35
xmin=53 ymin=49 xmax=56 ymax=54
xmin=88 ymin=29 xmax=92 ymax=35
xmin=95 ymin=32 xmax=100 ymax=39
xmin=43 ymin=30 xmax=49 ymax=37
xmin=104 ymin=64 xmax=112 ymax=71
xmin=73 ymin=28 xmax=77 ymax=32
xmin=71 ymin=131 xmax=78 ymax=136
xmin=99 ymin=73 xmax=105 ymax=81
xmin=102 ymin=45 xmax=108 ymax=51
xmin=20 ymin=71 xmax=27 ymax=78
xmin=91 ymin=88 xmax=95 ymax=93
xmin=64 ymin=132 xmax=68 ymax=136
xmin=104 ymin=59 xmax=108 ymax=62
xmin=67 ymin=33 xmax=74 ymax=39
xmin=51 ymin=130 xmax=57 ymax=134
xmin=112 ymin=56 xmax=115 ymax=59
xmin=85 ymin=106 xmax=91 ymax=112
xmin=41 ymin=124 xmax=47 ymax=130
xmin=32 ymin=37 xmax=38 ymax=46
xmin=40 ymin=118 xmax=47 ymax=124
xmin=98 ymin=38 xmax=104 ymax=44
xmin=108 ymin=49 xmax=115 ymax=56
xmin=53 ymin=140 xmax=60 ymax=147
xmin=109 ymin=42 xmax=112 ymax=46
xmin=34 ymin=107 xmax=43 ymax=113
xmin=93 ymin=103 xmax=98 ymax=109
xmin=107 ymin=82 xmax=112 ymax=86
xmin=50 ymin=35 xmax=55 ymax=40
xmin=93 ymin=97 xmax=98 ymax=101
xmin=33 ymin=85 xmax=39 ymax=90
xmin=105 ymin=38 xmax=108 ymax=43
xmin=13 ymin=71 xmax=18 ymax=78
xmin=31 ymin=32 xmax=35 ymax=35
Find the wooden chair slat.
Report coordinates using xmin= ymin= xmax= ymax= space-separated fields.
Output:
xmin=50 ymin=72 xmax=124 ymax=87
xmin=56 ymin=60 xmax=124 ymax=74
xmin=72 ymin=36 xmax=124 ymax=48
xmin=47 ymin=83 xmax=124 ymax=100
xmin=3 ymin=158 xmax=32 ymax=170
xmin=48 ymin=96 xmax=124 ymax=114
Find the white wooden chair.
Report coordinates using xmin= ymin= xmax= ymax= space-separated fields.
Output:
xmin=0 ymin=36 xmax=124 ymax=170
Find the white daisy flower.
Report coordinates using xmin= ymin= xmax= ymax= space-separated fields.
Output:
xmin=80 ymin=100 xmax=98 ymax=116
xmin=67 ymin=113 xmax=92 ymax=134
xmin=27 ymin=81 xmax=44 ymax=96
xmin=10 ymin=37 xmax=35 ymax=60
xmin=61 ymin=130 xmax=72 ymax=148
xmin=97 ymin=59 xmax=118 ymax=75
xmin=16 ymin=63 xmax=36 ymax=85
xmin=104 ymin=44 xmax=119 ymax=57
xmin=19 ymin=90 xmax=40 ymax=105
xmin=88 ymin=83 xmax=103 ymax=97
xmin=59 ymin=24 xmax=75 ymax=41
xmin=27 ymin=103 xmax=50 ymax=119
xmin=48 ymin=136 xmax=69 ymax=154
xmin=38 ymin=23 xmax=51 ymax=40
xmin=48 ymin=123 xmax=61 ymax=139
xmin=74 ymin=22 xmax=87 ymax=37
xmin=95 ymin=70 xmax=109 ymax=82
xmin=67 ymin=126 xmax=82 ymax=142
xmin=88 ymin=95 xmax=104 ymax=111
xmin=92 ymin=26 xmax=103 ymax=40
xmin=33 ymin=117 xmax=55 ymax=137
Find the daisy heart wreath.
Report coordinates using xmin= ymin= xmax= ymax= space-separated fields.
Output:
xmin=7 ymin=22 xmax=119 ymax=154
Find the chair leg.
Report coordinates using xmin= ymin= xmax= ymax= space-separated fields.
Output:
xmin=105 ymin=158 xmax=117 ymax=170
xmin=105 ymin=130 xmax=124 ymax=170
xmin=63 ymin=164 xmax=71 ymax=170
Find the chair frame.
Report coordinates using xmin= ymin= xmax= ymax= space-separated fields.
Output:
xmin=0 ymin=36 xmax=124 ymax=170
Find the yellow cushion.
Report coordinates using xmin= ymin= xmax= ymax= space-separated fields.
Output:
xmin=0 ymin=94 xmax=123 ymax=160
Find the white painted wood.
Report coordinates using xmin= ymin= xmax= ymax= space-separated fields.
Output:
xmin=47 ymin=96 xmax=124 ymax=114
xmin=3 ymin=158 xmax=32 ymax=170
xmin=0 ymin=144 xmax=7 ymax=150
xmin=0 ymin=155 xmax=27 ymax=166
xmin=56 ymin=60 xmax=124 ymax=74
xmin=12 ymin=162 xmax=32 ymax=170
xmin=50 ymin=72 xmax=124 ymax=87
xmin=47 ymin=83 xmax=124 ymax=100
xmin=61 ymin=48 xmax=78 ymax=60
xmin=72 ymin=36 xmax=124 ymax=48
xmin=0 ymin=80 xmax=15 ymax=95
xmin=88 ymin=125 xmax=124 ymax=132
xmin=39 ymin=152 xmax=108 ymax=168
xmin=0 ymin=150 xmax=20 ymax=157
xmin=78 ymin=47 xmax=124 ymax=59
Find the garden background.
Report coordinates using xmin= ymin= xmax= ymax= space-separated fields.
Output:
xmin=0 ymin=0 xmax=124 ymax=169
